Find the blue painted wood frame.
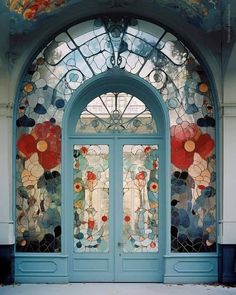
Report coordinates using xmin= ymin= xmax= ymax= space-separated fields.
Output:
xmin=12 ymin=21 xmax=220 ymax=282
xmin=63 ymin=68 xmax=170 ymax=282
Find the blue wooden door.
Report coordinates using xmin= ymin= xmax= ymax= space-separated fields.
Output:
xmin=68 ymin=136 xmax=164 ymax=282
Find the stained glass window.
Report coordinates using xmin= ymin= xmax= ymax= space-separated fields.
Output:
xmin=73 ymin=145 xmax=109 ymax=253
xmin=76 ymin=92 xmax=157 ymax=134
xmin=15 ymin=17 xmax=216 ymax=253
xmin=123 ymin=145 xmax=159 ymax=252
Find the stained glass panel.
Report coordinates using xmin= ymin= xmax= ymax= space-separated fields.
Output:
xmin=73 ymin=145 xmax=109 ymax=252
xmin=123 ymin=145 xmax=159 ymax=252
xmin=16 ymin=122 xmax=62 ymax=252
xmin=15 ymin=17 xmax=216 ymax=253
xmin=76 ymin=92 xmax=157 ymax=134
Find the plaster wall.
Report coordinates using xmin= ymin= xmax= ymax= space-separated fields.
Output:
xmin=219 ymin=0 xmax=236 ymax=245
xmin=0 ymin=9 xmax=14 ymax=245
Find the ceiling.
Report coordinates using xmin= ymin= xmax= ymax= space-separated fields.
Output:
xmin=3 ymin=0 xmax=223 ymax=35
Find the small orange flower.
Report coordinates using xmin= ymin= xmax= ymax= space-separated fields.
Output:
xmin=149 ymin=182 xmax=158 ymax=193
xmin=73 ymin=161 xmax=80 ymax=169
xmin=80 ymin=146 xmax=88 ymax=156
xmin=23 ymin=4 xmax=39 ymax=20
xmin=74 ymin=182 xmax=83 ymax=193
xmin=144 ymin=146 xmax=152 ymax=154
xmin=74 ymin=200 xmax=82 ymax=209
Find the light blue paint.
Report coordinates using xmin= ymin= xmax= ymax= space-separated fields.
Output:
xmin=63 ymin=69 xmax=168 ymax=282
xmin=163 ymin=255 xmax=218 ymax=283
xmin=12 ymin=12 xmax=220 ymax=283
xmin=14 ymin=63 xmax=219 ymax=284
xmin=15 ymin=254 xmax=69 ymax=283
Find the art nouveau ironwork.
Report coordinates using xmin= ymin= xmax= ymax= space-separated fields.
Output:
xmin=16 ymin=17 xmax=216 ymax=253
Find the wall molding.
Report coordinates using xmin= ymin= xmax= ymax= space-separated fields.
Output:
xmin=221 ymin=102 xmax=236 ymax=117
xmin=15 ymin=255 xmax=68 ymax=283
xmin=0 ymin=102 xmax=13 ymax=118
xmin=163 ymin=255 xmax=218 ymax=284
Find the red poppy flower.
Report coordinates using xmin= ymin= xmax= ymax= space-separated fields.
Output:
xmin=23 ymin=7 xmax=38 ymax=20
xmin=101 ymin=215 xmax=108 ymax=222
xmin=80 ymin=146 xmax=88 ymax=156
xmin=88 ymin=218 xmax=95 ymax=230
xmin=87 ymin=171 xmax=96 ymax=181
xmin=153 ymin=160 xmax=158 ymax=170
xmin=135 ymin=171 xmax=146 ymax=180
xmin=17 ymin=121 xmax=61 ymax=170
xmin=171 ymin=122 xmax=214 ymax=170
xmin=124 ymin=215 xmax=131 ymax=222
xmin=144 ymin=146 xmax=152 ymax=154
xmin=150 ymin=241 xmax=156 ymax=248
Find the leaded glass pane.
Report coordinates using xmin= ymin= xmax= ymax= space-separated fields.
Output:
xmin=73 ymin=145 xmax=109 ymax=252
xmin=76 ymin=92 xmax=157 ymax=134
xmin=123 ymin=145 xmax=159 ymax=252
xmin=15 ymin=17 xmax=216 ymax=253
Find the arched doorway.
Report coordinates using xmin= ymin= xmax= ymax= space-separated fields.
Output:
xmin=64 ymin=71 xmax=168 ymax=282
xmin=14 ymin=16 xmax=217 ymax=283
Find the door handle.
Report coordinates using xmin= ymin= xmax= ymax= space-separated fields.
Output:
xmin=117 ymin=241 xmax=124 ymax=247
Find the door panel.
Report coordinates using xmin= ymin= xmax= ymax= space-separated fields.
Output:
xmin=73 ymin=144 xmax=110 ymax=253
xmin=69 ymin=139 xmax=163 ymax=282
xmin=70 ymin=143 xmax=113 ymax=282
xmin=115 ymin=142 xmax=162 ymax=282
xmin=122 ymin=144 xmax=159 ymax=253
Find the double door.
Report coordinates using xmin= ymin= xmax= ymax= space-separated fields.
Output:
xmin=68 ymin=137 xmax=164 ymax=282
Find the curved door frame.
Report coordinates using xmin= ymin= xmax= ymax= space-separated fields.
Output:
xmin=62 ymin=69 xmax=170 ymax=282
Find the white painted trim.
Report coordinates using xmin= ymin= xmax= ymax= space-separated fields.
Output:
xmin=0 ymin=116 xmax=14 ymax=245
xmin=0 ymin=222 xmax=15 ymax=244
xmin=0 ymin=103 xmax=13 ymax=117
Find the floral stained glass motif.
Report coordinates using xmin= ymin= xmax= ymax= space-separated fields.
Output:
xmin=15 ymin=17 xmax=216 ymax=253
xmin=6 ymin=0 xmax=67 ymax=21
xmin=76 ymin=92 xmax=156 ymax=134
xmin=123 ymin=145 xmax=159 ymax=252
xmin=171 ymin=121 xmax=216 ymax=252
xmin=16 ymin=121 xmax=61 ymax=252
xmin=73 ymin=145 xmax=109 ymax=252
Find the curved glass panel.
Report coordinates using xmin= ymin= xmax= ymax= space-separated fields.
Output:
xmin=76 ymin=92 xmax=157 ymax=134
xmin=15 ymin=17 xmax=216 ymax=253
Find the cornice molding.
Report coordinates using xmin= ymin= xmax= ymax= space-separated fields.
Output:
xmin=221 ymin=102 xmax=236 ymax=117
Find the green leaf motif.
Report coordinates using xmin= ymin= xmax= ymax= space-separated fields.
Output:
xmin=18 ymin=186 xmax=29 ymax=199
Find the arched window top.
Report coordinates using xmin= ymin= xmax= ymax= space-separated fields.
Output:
xmin=76 ymin=92 xmax=157 ymax=134
xmin=15 ymin=17 xmax=217 ymax=254
xmin=17 ymin=17 xmax=214 ymax=130
xmin=17 ymin=17 xmax=214 ymax=131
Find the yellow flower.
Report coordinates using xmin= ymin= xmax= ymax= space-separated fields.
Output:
xmin=74 ymin=200 xmax=83 ymax=209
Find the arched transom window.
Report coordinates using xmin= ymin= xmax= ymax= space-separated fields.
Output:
xmin=76 ymin=92 xmax=157 ymax=134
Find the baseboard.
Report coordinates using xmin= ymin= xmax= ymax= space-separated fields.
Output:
xmin=15 ymin=254 xmax=68 ymax=284
xmin=163 ymin=254 xmax=218 ymax=284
